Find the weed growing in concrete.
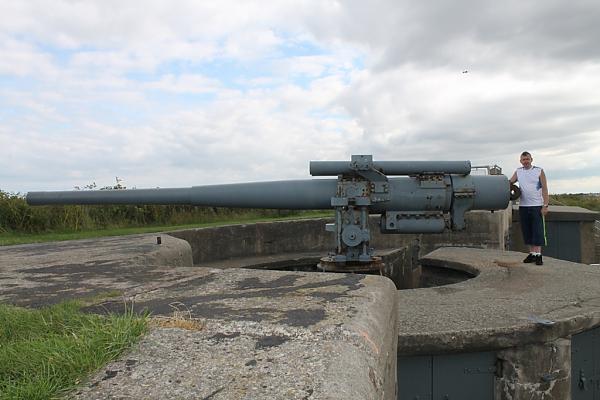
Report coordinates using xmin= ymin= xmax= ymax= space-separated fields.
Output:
xmin=150 ymin=301 xmax=205 ymax=331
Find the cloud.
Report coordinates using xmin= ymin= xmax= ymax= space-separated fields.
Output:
xmin=144 ymin=74 xmax=222 ymax=94
xmin=0 ymin=36 xmax=58 ymax=77
xmin=1 ymin=0 xmax=599 ymax=194
xmin=303 ymin=0 xmax=600 ymax=69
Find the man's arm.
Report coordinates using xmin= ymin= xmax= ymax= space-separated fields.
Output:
xmin=540 ymin=170 xmax=549 ymax=215
xmin=509 ymin=171 xmax=518 ymax=184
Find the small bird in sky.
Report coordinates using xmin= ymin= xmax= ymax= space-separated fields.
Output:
xmin=462 ymin=70 xmax=469 ymax=74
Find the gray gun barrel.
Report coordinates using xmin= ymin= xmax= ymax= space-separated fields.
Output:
xmin=25 ymin=154 xmax=510 ymax=272
xmin=26 ymin=175 xmax=508 ymax=211
xmin=27 ymin=181 xmax=335 ymax=209
xmin=310 ymin=160 xmax=472 ymax=176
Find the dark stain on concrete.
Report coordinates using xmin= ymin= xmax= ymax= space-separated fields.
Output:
xmin=101 ymin=369 xmax=120 ymax=381
xmin=210 ymin=332 xmax=241 ymax=341
xmin=3 ymin=285 xmax=119 ymax=308
xmin=215 ymin=274 xmax=365 ymax=304
xmin=87 ymin=301 xmax=281 ymax=323
xmin=193 ymin=305 xmax=281 ymax=322
xmin=432 ymin=286 xmax=464 ymax=295
xmin=84 ymin=274 xmax=364 ymax=318
xmin=21 ymin=260 xmax=124 ymax=274
xmin=201 ymin=387 xmax=225 ymax=399
xmin=3 ymin=259 xmax=213 ymax=309
xmin=86 ymin=301 xmax=329 ymax=327
xmin=180 ymin=275 xmax=217 ymax=287
xmin=280 ymin=309 xmax=327 ymax=327
xmin=125 ymin=359 xmax=137 ymax=371
xmin=255 ymin=335 xmax=288 ymax=349
xmin=307 ymin=291 xmax=345 ymax=301
xmin=235 ymin=275 xmax=300 ymax=290
xmin=20 ymin=262 xmax=167 ymax=283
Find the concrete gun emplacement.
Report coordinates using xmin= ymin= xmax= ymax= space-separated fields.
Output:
xmin=27 ymin=155 xmax=510 ymax=272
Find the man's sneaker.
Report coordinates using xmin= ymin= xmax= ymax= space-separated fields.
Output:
xmin=535 ymin=255 xmax=543 ymax=265
xmin=523 ymin=253 xmax=536 ymax=263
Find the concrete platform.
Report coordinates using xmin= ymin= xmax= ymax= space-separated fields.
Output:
xmin=2 ymin=231 xmax=600 ymax=399
xmin=401 ymin=247 xmax=600 ymax=354
xmin=0 ymin=235 xmax=398 ymax=400
xmin=0 ymin=234 xmax=193 ymax=307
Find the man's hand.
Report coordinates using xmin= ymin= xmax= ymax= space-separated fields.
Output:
xmin=541 ymin=206 xmax=549 ymax=216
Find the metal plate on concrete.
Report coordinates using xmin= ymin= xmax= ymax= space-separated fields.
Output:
xmin=545 ymin=221 xmax=581 ymax=262
xmin=433 ymin=351 xmax=496 ymax=400
xmin=572 ymin=326 xmax=600 ymax=400
xmin=397 ymin=355 xmax=432 ymax=400
xmin=398 ymin=351 xmax=496 ymax=400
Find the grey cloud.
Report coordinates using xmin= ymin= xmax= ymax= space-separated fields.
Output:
xmin=304 ymin=0 xmax=600 ymax=69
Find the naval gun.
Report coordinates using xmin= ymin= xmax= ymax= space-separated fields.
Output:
xmin=27 ymin=155 xmax=510 ymax=272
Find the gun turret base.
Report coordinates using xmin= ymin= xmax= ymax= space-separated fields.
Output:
xmin=317 ymin=256 xmax=384 ymax=273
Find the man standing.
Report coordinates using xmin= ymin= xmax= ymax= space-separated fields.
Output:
xmin=509 ymin=151 xmax=549 ymax=265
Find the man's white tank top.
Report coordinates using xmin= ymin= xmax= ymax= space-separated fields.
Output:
xmin=516 ymin=166 xmax=543 ymax=206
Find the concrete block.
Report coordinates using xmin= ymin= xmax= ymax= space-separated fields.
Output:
xmin=72 ymin=269 xmax=399 ymax=400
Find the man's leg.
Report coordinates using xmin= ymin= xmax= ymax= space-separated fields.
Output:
xmin=530 ymin=207 xmax=546 ymax=265
xmin=520 ymin=207 xmax=537 ymax=263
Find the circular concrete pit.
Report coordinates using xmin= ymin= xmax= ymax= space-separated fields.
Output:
xmin=243 ymin=259 xmax=474 ymax=289
xmin=1 ymin=212 xmax=599 ymax=400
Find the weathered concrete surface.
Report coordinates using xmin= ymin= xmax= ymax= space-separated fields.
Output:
xmin=0 ymin=236 xmax=399 ymax=400
xmin=496 ymin=338 xmax=571 ymax=400
xmin=0 ymin=234 xmax=193 ymax=307
xmin=399 ymin=247 xmax=600 ymax=355
xmin=72 ymin=269 xmax=398 ymax=400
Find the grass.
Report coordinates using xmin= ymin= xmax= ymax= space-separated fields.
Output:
xmin=550 ymin=194 xmax=600 ymax=212
xmin=0 ymin=301 xmax=148 ymax=400
xmin=0 ymin=211 xmax=333 ymax=246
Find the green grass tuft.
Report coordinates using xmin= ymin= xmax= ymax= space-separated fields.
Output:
xmin=0 ymin=301 xmax=148 ymax=400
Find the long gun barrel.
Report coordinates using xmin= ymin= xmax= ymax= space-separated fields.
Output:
xmin=26 ymin=176 xmax=507 ymax=212
xmin=26 ymin=155 xmax=510 ymax=272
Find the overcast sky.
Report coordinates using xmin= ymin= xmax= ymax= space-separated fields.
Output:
xmin=2 ymin=0 xmax=599 ymax=194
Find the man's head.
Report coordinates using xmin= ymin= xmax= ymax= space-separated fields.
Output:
xmin=520 ymin=151 xmax=533 ymax=169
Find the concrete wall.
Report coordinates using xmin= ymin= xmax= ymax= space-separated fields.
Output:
xmin=169 ymin=208 xmax=513 ymax=265
xmin=168 ymin=219 xmax=331 ymax=264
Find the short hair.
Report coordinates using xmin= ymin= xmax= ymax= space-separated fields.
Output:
xmin=521 ymin=151 xmax=532 ymax=157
